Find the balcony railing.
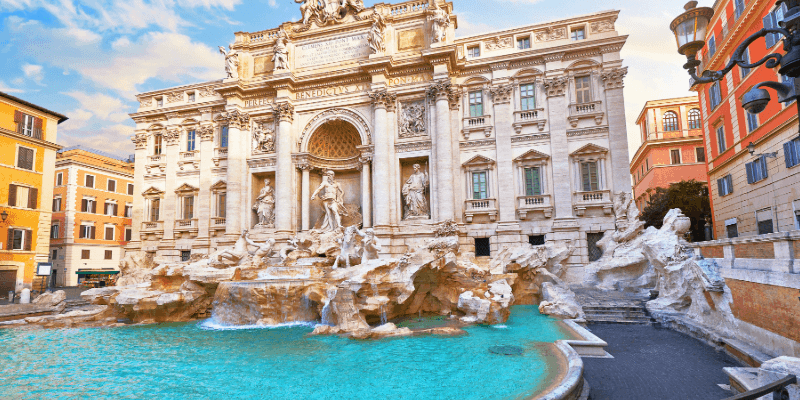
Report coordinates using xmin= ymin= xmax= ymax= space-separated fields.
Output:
xmin=214 ymin=148 xmax=228 ymax=158
xmin=175 ymin=219 xmax=197 ymax=230
xmin=141 ymin=221 xmax=163 ymax=232
xmin=211 ymin=217 xmax=226 ymax=227
xmin=464 ymin=198 xmax=498 ymax=223
xmin=573 ymin=190 xmax=612 ymax=216
xmin=517 ymin=194 xmax=553 ymax=219
xmin=513 ymin=109 xmax=546 ymax=132
xmin=389 ymin=0 xmax=427 ymax=16
xmin=462 ymin=115 xmax=492 ymax=139
xmin=180 ymin=151 xmax=198 ymax=159
xmin=569 ymin=101 xmax=602 ymax=116
xmin=148 ymin=155 xmax=164 ymax=162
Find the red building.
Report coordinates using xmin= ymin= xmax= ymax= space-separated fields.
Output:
xmin=695 ymin=0 xmax=800 ymax=238
xmin=631 ymin=96 xmax=707 ymax=211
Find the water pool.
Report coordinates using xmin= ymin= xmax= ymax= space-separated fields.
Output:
xmin=0 ymin=306 xmax=574 ymax=399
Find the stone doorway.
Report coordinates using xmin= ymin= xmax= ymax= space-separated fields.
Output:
xmin=0 ymin=269 xmax=16 ymax=296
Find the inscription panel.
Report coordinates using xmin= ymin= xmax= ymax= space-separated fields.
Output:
xmin=398 ymin=29 xmax=424 ymax=51
xmin=295 ymin=34 xmax=370 ymax=68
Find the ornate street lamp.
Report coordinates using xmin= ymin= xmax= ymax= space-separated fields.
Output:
xmin=0 ymin=210 xmax=7 ymax=224
xmin=671 ymin=0 xmax=800 ymax=113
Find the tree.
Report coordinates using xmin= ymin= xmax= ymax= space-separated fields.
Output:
xmin=639 ymin=179 xmax=711 ymax=242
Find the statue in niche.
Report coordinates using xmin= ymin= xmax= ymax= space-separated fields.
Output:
xmin=245 ymin=233 xmax=275 ymax=266
xmin=367 ymin=13 xmax=385 ymax=54
xmin=399 ymin=102 xmax=426 ymax=138
xmin=402 ymin=163 xmax=429 ymax=219
xmin=429 ymin=4 xmax=450 ymax=43
xmin=218 ymin=44 xmax=239 ymax=79
xmin=311 ymin=170 xmax=346 ymax=231
xmin=358 ymin=228 xmax=381 ymax=263
xmin=272 ymin=32 xmax=290 ymax=71
xmin=253 ymin=179 xmax=275 ymax=227
xmin=253 ymin=125 xmax=275 ymax=153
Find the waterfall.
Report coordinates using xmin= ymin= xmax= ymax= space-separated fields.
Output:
xmin=320 ymin=287 xmax=338 ymax=326
xmin=371 ymin=282 xmax=378 ymax=297
xmin=380 ymin=304 xmax=387 ymax=325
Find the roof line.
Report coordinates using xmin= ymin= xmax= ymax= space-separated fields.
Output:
xmin=0 ymin=91 xmax=68 ymax=123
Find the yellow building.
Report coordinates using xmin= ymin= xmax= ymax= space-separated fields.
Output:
xmin=0 ymin=92 xmax=66 ymax=296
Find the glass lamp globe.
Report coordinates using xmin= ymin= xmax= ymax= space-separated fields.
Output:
xmin=670 ymin=1 xmax=715 ymax=59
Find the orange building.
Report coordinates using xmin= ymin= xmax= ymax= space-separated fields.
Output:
xmin=50 ymin=147 xmax=134 ymax=286
xmin=0 ymin=92 xmax=66 ymax=296
xmin=630 ymin=96 xmax=708 ymax=211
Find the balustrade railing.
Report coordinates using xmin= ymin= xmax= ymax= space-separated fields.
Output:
xmin=214 ymin=148 xmax=228 ymax=158
xmin=249 ymin=28 xmax=281 ymax=43
xmin=180 ymin=151 xmax=197 ymax=159
xmin=574 ymin=190 xmax=609 ymax=204
xmin=465 ymin=198 xmax=496 ymax=210
xmin=148 ymin=155 xmax=163 ymax=162
xmin=389 ymin=0 xmax=427 ymax=16
xmin=211 ymin=217 xmax=226 ymax=227
xmin=464 ymin=115 xmax=490 ymax=127
xmin=175 ymin=219 xmax=197 ymax=230
xmin=141 ymin=221 xmax=163 ymax=231
xmin=515 ymin=109 xmax=540 ymax=121
xmin=518 ymin=194 xmax=550 ymax=208
xmin=569 ymin=101 xmax=602 ymax=116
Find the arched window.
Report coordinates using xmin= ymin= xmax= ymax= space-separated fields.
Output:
xmin=688 ymin=108 xmax=701 ymax=129
xmin=663 ymin=111 xmax=679 ymax=131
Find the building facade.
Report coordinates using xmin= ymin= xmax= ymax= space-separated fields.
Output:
xmin=0 ymin=92 xmax=66 ymax=295
xmin=631 ymin=96 xmax=707 ymax=211
xmin=695 ymin=0 xmax=800 ymax=238
xmin=127 ymin=0 xmax=631 ymax=281
xmin=50 ymin=147 xmax=134 ymax=287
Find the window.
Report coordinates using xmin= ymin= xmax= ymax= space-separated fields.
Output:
xmin=125 ymin=228 xmax=132 ymax=242
xmin=104 ymin=226 xmax=115 ymax=241
xmin=663 ymin=111 xmax=678 ymax=131
xmin=745 ymin=155 xmax=769 ymax=183
xmin=220 ymin=126 xmax=229 ymax=148
xmin=523 ymin=167 xmax=541 ymax=196
xmin=468 ymin=91 xmax=483 ymax=117
xmin=104 ymin=250 xmax=113 ymax=260
xmin=156 ymin=97 xmax=164 ymax=107
xmin=520 ymin=84 xmax=535 ymax=110
xmin=517 ymin=37 xmax=530 ymax=49
xmin=182 ymin=196 xmax=194 ymax=220
xmin=574 ymin=76 xmax=591 ymax=104
xmin=471 ymin=171 xmax=488 ymax=200
xmin=81 ymin=250 xmax=90 ymax=259
xmin=79 ymin=224 xmax=95 ymax=239
xmin=740 ymin=48 xmax=751 ymax=77
xmin=716 ymin=125 xmax=727 ymax=152
xmin=81 ymin=198 xmax=97 ymax=213
xmin=187 ymin=130 xmax=196 ymax=152
xmin=756 ymin=208 xmax=774 ymax=235
xmin=670 ymin=149 xmax=682 ymax=165
xmin=717 ymin=174 xmax=733 ymax=196
xmin=7 ymin=184 xmax=37 ymax=209
xmin=726 ymin=223 xmax=739 ymax=238
xmin=14 ymin=111 xmax=42 ymax=139
xmin=127 ymin=183 xmax=134 ymax=196
xmin=571 ymin=28 xmax=585 ymax=41
xmin=784 ymin=136 xmax=800 ymax=168
xmin=7 ymin=228 xmax=30 ymax=251
xmin=696 ymin=147 xmax=706 ymax=163
xmin=56 ymin=172 xmax=63 ymax=186
xmin=646 ymin=158 xmax=649 ymax=170
xmin=187 ymin=92 xmax=195 ymax=102
xmin=50 ymin=224 xmax=59 ymax=239
xmin=51 ymin=249 xmax=57 ymax=260
xmin=216 ymin=193 xmax=227 ymax=218
xmin=688 ymin=109 xmax=701 ymax=129
xmin=709 ymin=82 xmax=722 ymax=109
xmin=181 ymin=250 xmax=191 ymax=262
xmin=467 ymin=46 xmax=480 ymax=58
xmin=125 ymin=205 xmax=133 ymax=218
xmin=17 ymin=147 xmax=34 ymax=170
xmin=107 ymin=179 xmax=116 ymax=193
xmin=746 ymin=110 xmax=759 ymax=132
xmin=150 ymin=199 xmax=161 ymax=222
xmin=734 ymin=0 xmax=745 ymax=19
xmin=528 ymin=235 xmax=545 ymax=246
xmin=587 ymin=232 xmax=604 ymax=261
xmin=474 ymin=237 xmax=491 ymax=257
xmin=764 ymin=3 xmax=788 ymax=48
xmin=153 ymin=134 xmax=163 ymax=155
xmin=708 ymin=34 xmax=716 ymax=57
xmin=85 ymin=174 xmax=95 ymax=188
xmin=580 ymin=161 xmax=599 ymax=191
xmin=52 ymin=197 xmax=61 ymax=212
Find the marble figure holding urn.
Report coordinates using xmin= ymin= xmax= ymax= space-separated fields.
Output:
xmin=253 ymin=179 xmax=276 ymax=228
xmin=402 ymin=163 xmax=429 ymax=219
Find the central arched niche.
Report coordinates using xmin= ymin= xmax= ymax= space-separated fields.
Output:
xmin=304 ymin=120 xmax=364 ymax=229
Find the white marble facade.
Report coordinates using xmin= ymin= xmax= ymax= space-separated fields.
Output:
xmin=127 ymin=0 xmax=631 ymax=281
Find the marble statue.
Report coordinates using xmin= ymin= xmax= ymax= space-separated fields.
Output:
xmin=272 ymin=33 xmax=289 ymax=71
xmin=402 ymin=163 xmax=429 ymax=219
xmin=311 ymin=170 xmax=345 ymax=232
xmin=333 ymin=225 xmax=360 ymax=269
xmin=253 ymin=179 xmax=275 ymax=227
xmin=253 ymin=126 xmax=275 ymax=153
xmin=358 ymin=228 xmax=381 ymax=263
xmin=429 ymin=5 xmax=449 ymax=43
xmin=215 ymin=230 xmax=249 ymax=264
xmin=218 ymin=45 xmax=239 ymax=79
xmin=367 ymin=13 xmax=385 ymax=54
xmin=294 ymin=0 xmax=321 ymax=25
xmin=245 ymin=232 xmax=276 ymax=266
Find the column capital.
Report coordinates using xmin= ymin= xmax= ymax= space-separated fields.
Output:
xmin=217 ymin=109 xmax=251 ymax=130
xmin=543 ymin=76 xmax=568 ymax=97
xmin=198 ymin=124 xmax=215 ymax=141
xmin=164 ymin=127 xmax=181 ymax=146
xmin=368 ymin=89 xmax=396 ymax=109
xmin=294 ymin=154 xmax=311 ymax=170
xmin=601 ymin=66 xmax=628 ymax=90
xmin=426 ymin=79 xmax=452 ymax=101
xmin=489 ymin=84 xmax=513 ymax=104
xmin=132 ymin=133 xmax=148 ymax=150
xmin=273 ymin=102 xmax=295 ymax=122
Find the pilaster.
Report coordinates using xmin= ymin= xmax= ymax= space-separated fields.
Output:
xmin=163 ymin=126 xmax=181 ymax=240
xmin=544 ymin=76 xmax=574 ymax=219
xmin=490 ymin=83 xmax=517 ymax=224
xmin=196 ymin=122 xmax=215 ymax=241
xmin=129 ymin=133 xmax=147 ymax=247
xmin=600 ymin=67 xmax=631 ymax=194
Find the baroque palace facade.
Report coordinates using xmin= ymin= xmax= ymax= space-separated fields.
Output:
xmin=128 ymin=0 xmax=630 ymax=281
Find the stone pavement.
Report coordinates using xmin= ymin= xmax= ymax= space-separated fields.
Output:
xmin=583 ymin=323 xmax=741 ymax=400
xmin=0 ymin=286 xmax=84 ymax=305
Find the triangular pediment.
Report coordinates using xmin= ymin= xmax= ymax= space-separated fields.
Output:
xmin=514 ymin=149 xmax=550 ymax=162
xmin=141 ymin=187 xmax=164 ymax=196
xmin=209 ymin=180 xmax=227 ymax=191
xmin=175 ymin=183 xmax=199 ymax=193
xmin=570 ymin=143 xmax=608 ymax=157
xmin=462 ymin=154 xmax=495 ymax=167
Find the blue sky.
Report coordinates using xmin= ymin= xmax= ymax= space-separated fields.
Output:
xmin=0 ymin=0 xmax=698 ymax=157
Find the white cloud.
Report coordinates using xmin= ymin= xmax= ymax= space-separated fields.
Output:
xmin=62 ymin=91 xmax=130 ymax=122
xmin=455 ymin=15 xmax=501 ymax=38
xmin=58 ymin=123 xmax=136 ymax=157
xmin=268 ymin=0 xmax=278 ymax=8
xmin=0 ymin=80 xmax=24 ymax=93
xmin=22 ymin=63 xmax=43 ymax=84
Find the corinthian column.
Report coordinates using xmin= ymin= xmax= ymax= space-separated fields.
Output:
xmin=197 ymin=122 xmax=214 ymax=240
xmin=543 ymin=76 xmax=573 ymax=219
xmin=601 ymin=67 xmax=632 ymax=194
xmin=427 ymin=80 xmax=455 ymax=221
xmin=129 ymin=132 xmax=148 ymax=246
xmin=224 ymin=110 xmax=250 ymax=235
xmin=359 ymin=153 xmax=372 ymax=228
xmin=163 ymin=127 xmax=181 ymax=240
xmin=274 ymin=102 xmax=295 ymax=232
xmin=368 ymin=90 xmax=395 ymax=228
xmin=490 ymin=83 xmax=516 ymax=223
xmin=296 ymin=157 xmax=311 ymax=231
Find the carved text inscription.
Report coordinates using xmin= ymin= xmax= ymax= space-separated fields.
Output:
xmin=295 ymin=34 xmax=370 ymax=68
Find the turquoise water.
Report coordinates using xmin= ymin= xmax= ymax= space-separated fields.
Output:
xmin=0 ymin=306 xmax=572 ymax=399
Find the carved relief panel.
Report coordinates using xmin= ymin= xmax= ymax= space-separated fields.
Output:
xmin=398 ymin=100 xmax=426 ymax=139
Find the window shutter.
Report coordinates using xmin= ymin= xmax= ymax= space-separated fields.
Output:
xmin=33 ymin=117 xmax=42 ymax=140
xmin=726 ymin=175 xmax=733 ymax=193
xmin=764 ymin=15 xmax=775 ymax=48
xmin=91 ymin=226 xmax=96 ymax=239
xmin=24 ymin=230 xmax=31 ymax=251
xmin=8 ymin=184 xmax=17 ymax=207
xmin=81 ymin=199 xmax=87 ymax=212
xmin=14 ymin=110 xmax=23 ymax=123
xmin=785 ymin=141 xmax=798 ymax=167
xmin=92 ymin=201 xmax=97 ymax=214
xmin=717 ymin=177 xmax=724 ymax=195
xmin=28 ymin=187 xmax=37 ymax=209
xmin=760 ymin=157 xmax=769 ymax=178
xmin=7 ymin=229 xmax=13 ymax=250
xmin=745 ymin=162 xmax=754 ymax=184
xmin=113 ymin=203 xmax=118 ymax=216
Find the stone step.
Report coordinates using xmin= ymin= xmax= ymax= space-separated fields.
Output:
xmin=585 ymin=316 xmax=655 ymax=324
xmin=583 ymin=306 xmax=647 ymax=312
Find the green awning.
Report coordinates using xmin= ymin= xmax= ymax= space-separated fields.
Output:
xmin=75 ymin=271 xmax=119 ymax=275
